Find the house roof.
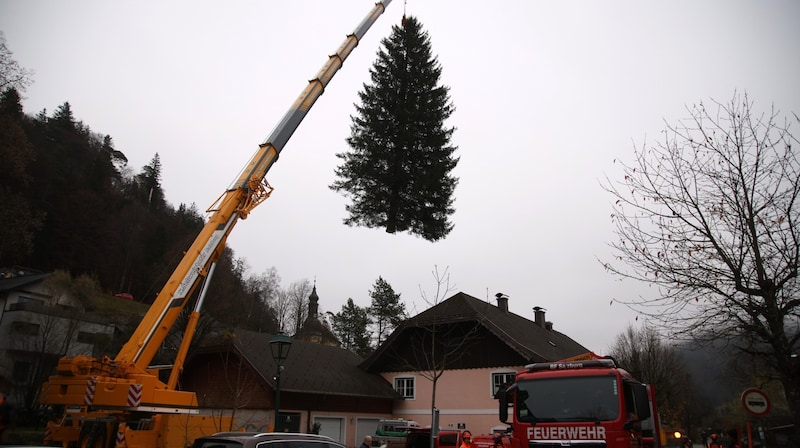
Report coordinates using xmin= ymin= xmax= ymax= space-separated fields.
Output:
xmin=0 ymin=271 xmax=53 ymax=292
xmin=360 ymin=292 xmax=589 ymax=372
xmin=202 ymin=329 xmax=399 ymax=399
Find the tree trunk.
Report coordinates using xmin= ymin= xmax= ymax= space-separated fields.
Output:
xmin=781 ymin=374 xmax=800 ymax=446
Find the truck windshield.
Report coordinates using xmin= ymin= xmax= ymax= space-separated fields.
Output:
xmin=516 ymin=375 xmax=620 ymax=423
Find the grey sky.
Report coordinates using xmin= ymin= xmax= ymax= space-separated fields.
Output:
xmin=2 ymin=1 xmax=799 ymax=353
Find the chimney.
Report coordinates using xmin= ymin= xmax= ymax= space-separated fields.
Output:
xmin=495 ymin=293 xmax=509 ymax=313
xmin=533 ymin=306 xmax=546 ymax=328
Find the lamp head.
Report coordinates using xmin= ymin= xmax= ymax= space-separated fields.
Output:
xmin=269 ymin=331 xmax=292 ymax=361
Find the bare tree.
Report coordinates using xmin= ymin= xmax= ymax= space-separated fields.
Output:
xmin=10 ymin=308 xmax=81 ymax=411
xmin=159 ymin=308 xmax=220 ymax=368
xmin=392 ymin=266 xmax=481 ymax=444
xmin=286 ymin=279 xmax=312 ymax=335
xmin=0 ymin=31 xmax=34 ymax=92
xmin=273 ymin=289 xmax=292 ymax=333
xmin=609 ymin=325 xmax=707 ymax=436
xmin=218 ymin=334 xmax=262 ymax=433
xmin=603 ymin=93 xmax=800 ymax=441
xmin=245 ymin=267 xmax=282 ymax=310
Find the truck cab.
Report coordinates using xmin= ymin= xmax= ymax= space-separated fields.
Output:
xmin=498 ymin=354 xmax=659 ymax=448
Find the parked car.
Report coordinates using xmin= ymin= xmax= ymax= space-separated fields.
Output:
xmin=404 ymin=428 xmax=462 ymax=448
xmin=739 ymin=436 xmax=765 ymax=448
xmin=191 ymin=432 xmax=346 ymax=448
xmin=373 ymin=419 xmax=420 ymax=448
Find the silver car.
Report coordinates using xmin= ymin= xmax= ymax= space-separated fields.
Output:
xmin=191 ymin=432 xmax=346 ymax=448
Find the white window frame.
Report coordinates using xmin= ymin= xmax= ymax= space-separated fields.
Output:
xmin=394 ymin=376 xmax=416 ymax=399
xmin=491 ymin=370 xmax=516 ymax=397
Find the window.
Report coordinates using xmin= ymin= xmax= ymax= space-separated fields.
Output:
xmin=13 ymin=361 xmax=31 ymax=382
xmin=394 ymin=376 xmax=415 ymax=399
xmin=438 ymin=433 xmax=459 ymax=447
xmin=11 ymin=321 xmax=40 ymax=336
xmin=516 ymin=376 xmax=620 ymax=422
xmin=77 ymin=331 xmax=94 ymax=343
xmin=492 ymin=371 xmax=516 ymax=396
xmin=17 ymin=295 xmax=44 ymax=306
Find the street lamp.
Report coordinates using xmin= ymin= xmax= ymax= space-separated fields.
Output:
xmin=269 ymin=331 xmax=292 ymax=432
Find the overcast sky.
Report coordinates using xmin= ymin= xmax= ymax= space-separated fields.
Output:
xmin=2 ymin=1 xmax=799 ymax=353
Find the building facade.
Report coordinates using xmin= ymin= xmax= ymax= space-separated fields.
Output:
xmin=362 ymin=292 xmax=589 ymax=436
xmin=0 ymin=269 xmax=117 ymax=411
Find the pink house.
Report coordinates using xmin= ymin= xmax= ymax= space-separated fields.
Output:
xmin=361 ymin=292 xmax=590 ymax=435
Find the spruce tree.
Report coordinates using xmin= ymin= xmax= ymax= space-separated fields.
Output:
xmin=367 ymin=276 xmax=406 ymax=346
xmin=136 ymin=153 xmax=166 ymax=211
xmin=330 ymin=16 xmax=458 ymax=242
xmin=0 ymin=88 xmax=42 ymax=264
xmin=331 ymin=298 xmax=372 ymax=357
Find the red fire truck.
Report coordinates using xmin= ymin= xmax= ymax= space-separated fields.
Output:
xmin=494 ymin=352 xmax=660 ymax=448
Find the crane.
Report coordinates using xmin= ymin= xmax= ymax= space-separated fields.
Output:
xmin=40 ymin=2 xmax=392 ymax=447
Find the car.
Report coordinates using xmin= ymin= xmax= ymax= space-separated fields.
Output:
xmin=191 ymin=432 xmax=347 ymax=448
xmin=404 ymin=428 xmax=462 ymax=448
xmin=372 ymin=419 xmax=420 ymax=448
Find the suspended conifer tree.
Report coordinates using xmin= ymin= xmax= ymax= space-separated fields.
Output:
xmin=330 ymin=15 xmax=458 ymax=242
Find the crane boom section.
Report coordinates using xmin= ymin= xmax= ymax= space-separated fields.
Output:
xmin=116 ymin=193 xmax=241 ymax=369
xmin=237 ymin=0 xmax=392 ymax=198
xmin=115 ymin=0 xmax=392 ymax=370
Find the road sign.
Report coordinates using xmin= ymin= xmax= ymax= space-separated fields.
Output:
xmin=741 ymin=388 xmax=771 ymax=417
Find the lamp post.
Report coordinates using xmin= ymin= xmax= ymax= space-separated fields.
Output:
xmin=269 ymin=331 xmax=292 ymax=432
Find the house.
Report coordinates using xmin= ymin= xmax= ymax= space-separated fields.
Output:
xmin=360 ymin=292 xmax=590 ymax=435
xmin=181 ymin=329 xmax=400 ymax=446
xmin=182 ymin=291 xmax=589 ymax=447
xmin=0 ymin=269 xmax=117 ymax=409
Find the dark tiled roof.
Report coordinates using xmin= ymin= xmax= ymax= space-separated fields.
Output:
xmin=229 ymin=329 xmax=399 ymax=399
xmin=361 ymin=292 xmax=589 ymax=371
xmin=0 ymin=272 xmax=53 ymax=292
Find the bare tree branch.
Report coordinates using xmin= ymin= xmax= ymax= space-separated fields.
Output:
xmin=602 ymin=92 xmax=800 ymax=440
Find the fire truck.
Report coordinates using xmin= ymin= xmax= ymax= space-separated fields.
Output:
xmin=38 ymin=2 xmax=392 ymax=447
xmin=493 ymin=352 xmax=661 ymax=448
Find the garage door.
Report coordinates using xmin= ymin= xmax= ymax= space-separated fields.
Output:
xmin=315 ymin=417 xmax=344 ymax=443
xmin=357 ymin=418 xmax=381 ymax=444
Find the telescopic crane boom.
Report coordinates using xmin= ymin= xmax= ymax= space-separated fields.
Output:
xmin=41 ymin=2 xmax=392 ymax=447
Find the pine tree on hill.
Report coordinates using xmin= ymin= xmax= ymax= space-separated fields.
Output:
xmin=330 ymin=15 xmax=458 ymax=242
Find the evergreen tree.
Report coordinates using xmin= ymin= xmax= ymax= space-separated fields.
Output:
xmin=0 ymin=88 xmax=43 ymax=264
xmin=368 ymin=276 xmax=406 ymax=346
xmin=330 ymin=16 xmax=458 ymax=242
xmin=101 ymin=134 xmax=129 ymax=172
xmin=136 ymin=153 xmax=166 ymax=211
xmin=332 ymin=298 xmax=372 ymax=357
xmin=51 ymin=101 xmax=76 ymax=129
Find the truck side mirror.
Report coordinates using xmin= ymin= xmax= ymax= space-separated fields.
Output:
xmin=497 ymin=383 xmax=516 ymax=423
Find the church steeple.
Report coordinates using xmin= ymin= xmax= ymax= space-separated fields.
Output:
xmin=307 ymin=285 xmax=320 ymax=320
xmin=294 ymin=283 xmax=339 ymax=347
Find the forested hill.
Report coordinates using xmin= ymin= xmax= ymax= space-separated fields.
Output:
xmin=0 ymin=88 xmax=277 ymax=332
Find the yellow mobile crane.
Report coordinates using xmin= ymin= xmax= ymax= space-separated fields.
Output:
xmin=40 ymin=2 xmax=392 ymax=447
